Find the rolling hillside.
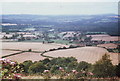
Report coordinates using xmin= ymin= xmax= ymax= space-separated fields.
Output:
xmin=44 ymin=47 xmax=119 ymax=65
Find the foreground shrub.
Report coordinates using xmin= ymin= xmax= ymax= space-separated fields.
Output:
xmin=0 ymin=58 xmax=23 ymax=79
xmin=76 ymin=61 xmax=92 ymax=73
xmin=28 ymin=62 xmax=47 ymax=74
xmin=7 ymin=55 xmax=117 ymax=79
xmin=22 ymin=60 xmax=33 ymax=73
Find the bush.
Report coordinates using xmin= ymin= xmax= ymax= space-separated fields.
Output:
xmin=40 ymin=58 xmax=50 ymax=64
xmin=63 ymin=46 xmax=67 ymax=49
xmin=28 ymin=62 xmax=47 ymax=74
xmin=28 ymin=49 xmax=32 ymax=52
xmin=1 ymin=58 xmax=23 ymax=79
xmin=22 ymin=60 xmax=33 ymax=73
xmin=67 ymin=61 xmax=78 ymax=72
xmin=49 ymin=48 xmax=56 ymax=51
xmin=69 ymin=45 xmax=79 ymax=48
xmin=76 ymin=61 xmax=91 ymax=72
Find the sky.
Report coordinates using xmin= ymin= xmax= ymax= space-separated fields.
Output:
xmin=0 ymin=1 xmax=118 ymax=15
xmin=0 ymin=0 xmax=119 ymax=2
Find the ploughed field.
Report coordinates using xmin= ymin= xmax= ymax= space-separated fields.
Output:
xmin=44 ymin=47 xmax=119 ymax=65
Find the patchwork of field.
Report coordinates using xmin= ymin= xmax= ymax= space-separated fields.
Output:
xmin=44 ymin=47 xmax=119 ymax=65
xmin=2 ymin=42 xmax=68 ymax=51
xmin=5 ymin=52 xmax=45 ymax=63
xmin=2 ymin=42 xmax=119 ymax=65
xmin=2 ymin=42 xmax=68 ymax=63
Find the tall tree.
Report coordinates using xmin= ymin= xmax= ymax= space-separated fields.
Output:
xmin=93 ymin=54 xmax=115 ymax=77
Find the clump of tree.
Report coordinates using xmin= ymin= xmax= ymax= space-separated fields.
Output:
xmin=77 ymin=61 xmax=91 ymax=72
xmin=28 ymin=62 xmax=47 ymax=74
xmin=21 ymin=57 xmax=78 ymax=75
xmin=69 ymin=45 xmax=79 ymax=48
xmin=22 ymin=60 xmax=33 ymax=73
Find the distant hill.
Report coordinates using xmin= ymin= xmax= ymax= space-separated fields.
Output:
xmin=1 ymin=14 xmax=119 ymax=36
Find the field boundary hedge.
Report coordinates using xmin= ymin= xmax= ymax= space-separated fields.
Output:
xmin=2 ymin=51 xmax=26 ymax=58
xmin=40 ymin=45 xmax=81 ymax=58
xmin=2 ymin=49 xmax=42 ymax=58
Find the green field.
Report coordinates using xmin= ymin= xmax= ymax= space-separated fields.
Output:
xmin=23 ymin=39 xmax=44 ymax=42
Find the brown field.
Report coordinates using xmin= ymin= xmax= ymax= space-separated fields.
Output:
xmin=2 ymin=50 xmax=20 ymax=56
xmin=5 ymin=52 xmax=45 ymax=63
xmin=2 ymin=42 xmax=119 ymax=65
xmin=44 ymin=47 xmax=119 ymax=65
xmin=87 ymin=34 xmax=119 ymax=41
xmin=2 ymin=42 xmax=68 ymax=63
xmin=2 ymin=42 xmax=68 ymax=51
xmin=97 ymin=43 xmax=118 ymax=49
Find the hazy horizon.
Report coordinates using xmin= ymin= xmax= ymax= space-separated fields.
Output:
xmin=1 ymin=13 xmax=118 ymax=16
xmin=1 ymin=2 xmax=118 ymax=15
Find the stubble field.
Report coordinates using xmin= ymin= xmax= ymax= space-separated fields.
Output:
xmin=44 ymin=47 xmax=119 ymax=65
xmin=2 ymin=42 xmax=119 ymax=65
xmin=2 ymin=42 xmax=68 ymax=51
xmin=2 ymin=42 xmax=68 ymax=63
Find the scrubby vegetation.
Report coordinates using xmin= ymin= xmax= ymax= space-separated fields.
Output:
xmin=1 ymin=58 xmax=24 ymax=79
xmin=1 ymin=54 xmax=120 ymax=80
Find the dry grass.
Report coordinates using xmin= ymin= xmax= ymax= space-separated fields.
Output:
xmin=22 ymin=75 xmax=44 ymax=79
xmin=22 ymin=75 xmax=59 ymax=79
